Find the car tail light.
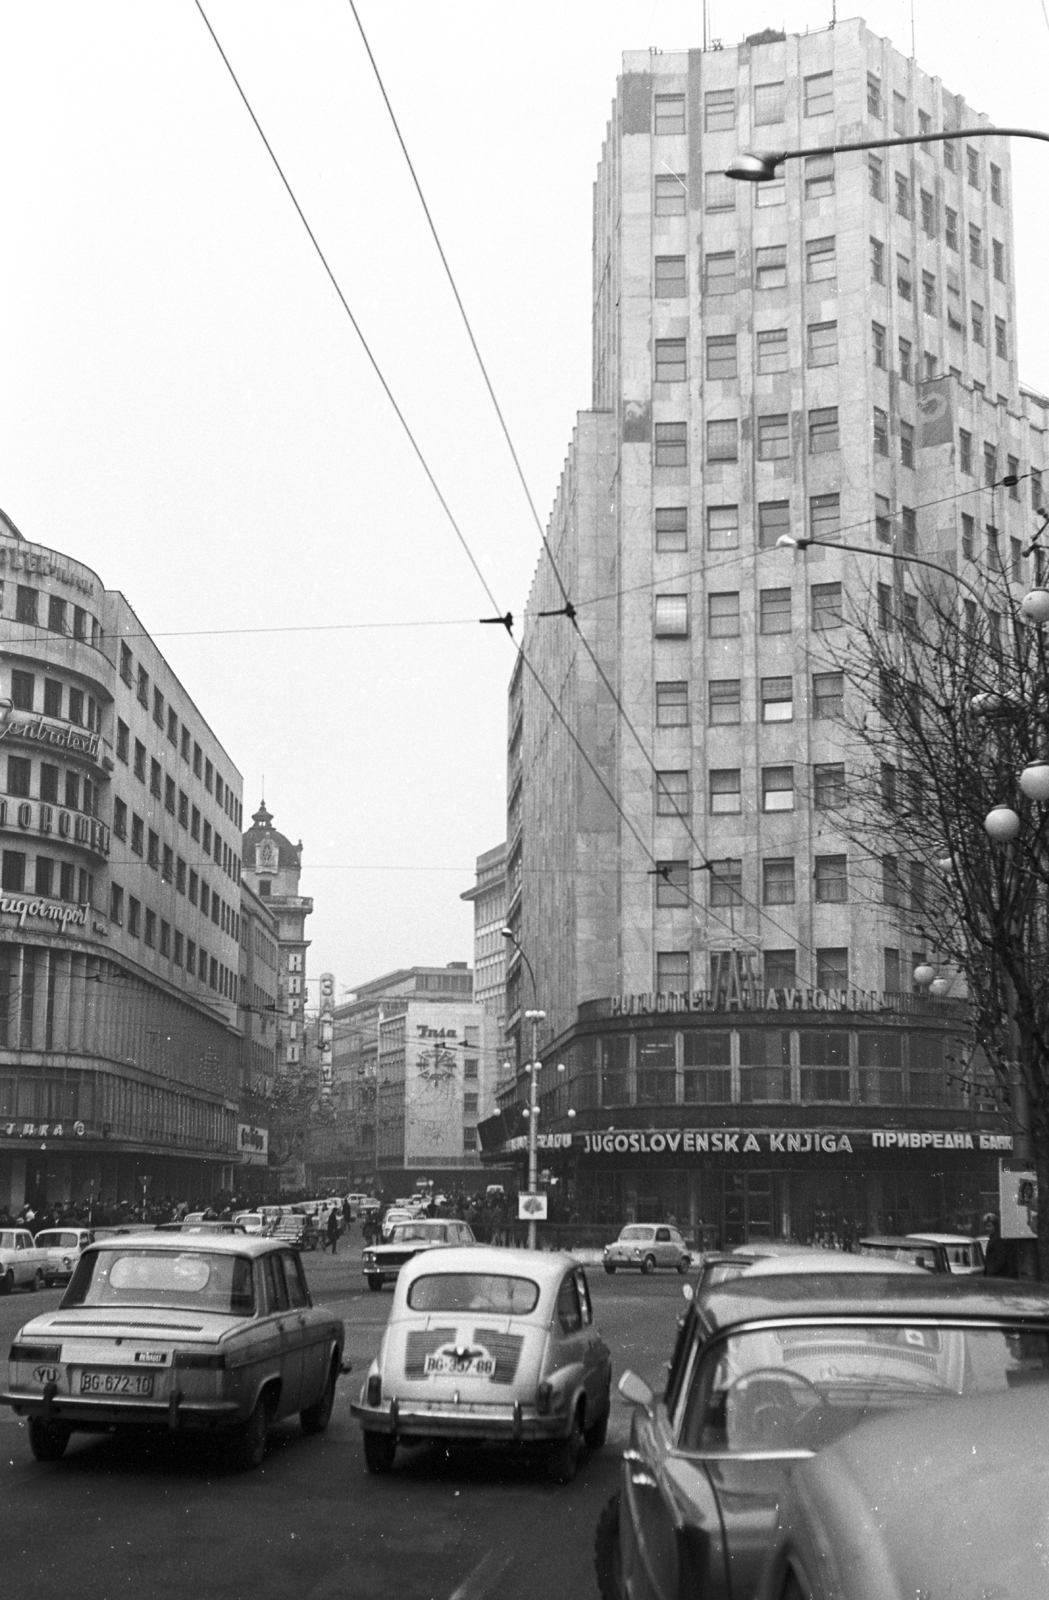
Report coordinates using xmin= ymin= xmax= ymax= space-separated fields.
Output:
xmin=10 ymin=1343 xmax=61 ymax=1363
xmin=366 ymin=1374 xmax=382 ymax=1407
xmin=173 ymin=1350 xmax=226 ymax=1370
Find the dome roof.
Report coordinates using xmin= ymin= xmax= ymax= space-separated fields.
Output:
xmin=242 ymin=800 xmax=302 ymax=872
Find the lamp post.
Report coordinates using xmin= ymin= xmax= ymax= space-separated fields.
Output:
xmin=501 ymin=928 xmax=546 ymax=1247
xmin=725 ymin=125 xmax=1049 ymax=186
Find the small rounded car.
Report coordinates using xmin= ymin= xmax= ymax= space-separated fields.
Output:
xmin=34 ymin=1228 xmax=94 ymax=1287
xmin=0 ymin=1234 xmax=346 ymax=1469
xmin=603 ymin=1223 xmax=690 ymax=1275
xmin=904 ymin=1231 xmax=985 ymax=1274
xmin=351 ymin=1245 xmax=612 ymax=1483
xmin=362 ymin=1218 xmax=475 ymax=1291
xmin=856 ymin=1234 xmax=951 ymax=1272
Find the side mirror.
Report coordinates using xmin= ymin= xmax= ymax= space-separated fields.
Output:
xmin=618 ymin=1370 xmax=654 ymax=1408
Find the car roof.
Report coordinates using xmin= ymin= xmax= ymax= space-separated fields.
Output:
xmin=698 ymin=1271 xmax=1049 ymax=1334
xmin=859 ymin=1234 xmax=944 ymax=1247
xmin=904 ymin=1231 xmax=978 ymax=1245
xmin=83 ymin=1234 xmax=287 ymax=1257
xmin=397 ymin=1244 xmax=576 ymax=1285
xmin=741 ymin=1252 xmax=925 ymax=1278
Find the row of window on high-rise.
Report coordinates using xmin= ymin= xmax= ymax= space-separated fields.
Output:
xmin=4 ymin=754 xmax=99 ymax=815
xmin=8 ymin=669 xmax=103 ymax=731
xmin=106 ymin=881 xmax=237 ymax=1002
xmin=0 ymin=848 xmax=93 ymax=904
xmin=0 ymin=1069 xmax=234 ymax=1147
xmin=649 ymin=949 xmax=928 ymax=996
xmin=652 ymin=582 xmax=844 ymax=637
xmin=654 ymin=848 xmax=925 ymax=911
xmin=651 ymin=412 xmax=923 ymax=468
xmin=113 ymin=724 xmax=239 ymax=885
xmin=655 ymin=672 xmax=844 ymax=726
xmin=9 ymin=583 xmax=102 ymax=650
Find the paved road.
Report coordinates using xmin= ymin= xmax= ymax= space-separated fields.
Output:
xmin=0 ymin=1243 xmax=689 ymax=1600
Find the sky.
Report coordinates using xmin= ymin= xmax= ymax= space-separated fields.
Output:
xmin=3 ymin=0 xmax=1049 ymax=998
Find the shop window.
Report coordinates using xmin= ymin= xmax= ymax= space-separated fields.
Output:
xmin=738 ymin=1028 xmax=790 ymax=1101
xmin=682 ymin=1032 xmax=731 ymax=1104
xmin=598 ymin=1037 xmax=630 ymax=1106
xmin=637 ymin=1032 xmax=675 ymax=1104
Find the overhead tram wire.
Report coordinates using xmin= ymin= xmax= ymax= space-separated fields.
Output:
xmin=190 ymin=3 xmax=771 ymax=961
xmin=345 ymin=6 xmax=843 ymax=972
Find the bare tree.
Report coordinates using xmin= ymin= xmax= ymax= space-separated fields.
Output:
xmin=822 ymin=549 xmax=1049 ymax=1274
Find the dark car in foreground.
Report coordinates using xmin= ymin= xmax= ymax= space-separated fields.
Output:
xmin=594 ymin=1273 xmax=1049 ymax=1600
xmin=1 ymin=1234 xmax=346 ymax=1469
xmin=757 ymin=1383 xmax=1049 ymax=1600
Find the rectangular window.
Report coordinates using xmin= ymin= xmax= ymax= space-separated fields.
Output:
xmin=655 ymin=506 xmax=687 ymax=552
xmin=657 ymin=951 xmax=692 ymax=994
xmin=874 ymin=406 xmax=890 ymax=455
xmin=709 ymin=769 xmax=741 ymax=815
xmin=190 ymin=805 xmax=201 ymax=841
xmin=109 ymin=883 xmax=123 ymax=926
xmin=654 ymin=421 xmax=687 ymax=467
xmin=922 ymin=271 xmax=936 ymax=315
xmin=815 ymin=855 xmax=848 ymax=903
xmin=812 ymin=581 xmax=843 ymax=630
xmin=763 ymin=858 xmax=795 ymax=905
xmin=900 ymin=420 xmax=915 ymax=468
xmin=812 ymin=671 xmax=844 ymax=718
xmin=656 ymin=771 xmax=690 ymax=817
xmin=706 ymin=418 xmax=737 ymax=461
xmin=63 ymin=770 xmax=79 ymax=811
xmin=11 ymin=671 xmax=34 ymax=712
xmin=167 ymin=706 xmax=178 ymax=746
xmin=920 ymin=189 xmax=935 ymax=236
xmin=870 ymin=237 xmax=885 ymax=283
xmin=868 ymin=154 xmax=884 ymax=200
xmin=34 ymin=855 xmax=53 ymax=897
xmin=759 ymin=587 xmax=791 ymax=634
xmin=918 ymin=109 xmax=932 ymax=149
xmin=892 ymin=90 xmax=907 ymax=134
xmin=972 ymin=302 xmax=984 ymax=345
xmin=1011 ymin=536 xmax=1024 ymax=584
xmin=67 ymin=688 xmax=84 ymax=726
xmin=654 ymin=256 xmax=687 ymax=297
xmin=1033 ymin=470 xmax=1043 ymax=512
xmin=120 ymin=646 xmax=133 ymax=688
xmin=806 ymin=236 xmax=836 ymax=286
xmin=881 ymin=762 xmax=897 ymax=809
xmin=809 ymin=493 xmax=840 ymax=540
xmin=113 ymin=797 xmax=128 ymax=840
xmin=754 ymin=81 xmax=785 ymax=124
xmin=959 ymin=429 xmax=972 ymax=474
xmin=894 ymin=171 xmax=911 ymax=218
xmin=875 ymin=493 xmax=892 ymax=545
xmin=147 ymin=829 xmax=160 ymax=871
xmin=6 ymin=756 xmax=30 ymax=798
xmin=991 ymin=162 xmax=1003 ymax=204
xmin=703 ymin=251 xmax=736 ymax=295
xmin=756 ymin=327 xmax=788 ymax=374
xmin=116 ymin=720 xmax=129 ymax=763
xmin=654 ymin=94 xmax=685 ymax=135
xmin=757 ymin=413 xmax=790 ymax=460
xmin=164 ymin=775 xmax=176 ymax=815
xmin=708 ymin=592 xmax=740 ymax=637
xmin=992 ymin=239 xmax=1005 ymax=283
xmin=655 ymin=338 xmax=687 ymax=382
xmin=867 ymin=73 xmax=882 ymax=116
xmin=808 ymin=406 xmax=839 ymax=452
xmin=133 ymin=740 xmax=146 ymax=781
xmin=656 ymin=681 xmax=689 ymax=726
xmin=654 ymin=173 xmax=687 ymax=215
xmin=39 ymin=764 xmax=58 ymax=804
xmin=807 ymin=322 xmax=837 ymax=367
xmin=995 ymin=317 xmax=1007 ymax=359
xmin=655 ymin=860 xmax=689 ymax=907
xmin=193 ymin=744 xmax=202 ymax=777
xmin=162 ymin=843 xmax=174 ymax=883
xmin=136 ymin=665 xmax=149 ymax=709
xmin=877 ymin=581 xmax=893 ymax=631
xmin=131 ymin=815 xmax=144 ymax=856
xmin=969 ymin=223 xmax=983 ymax=267
xmin=896 ymin=254 xmax=912 ymax=300
xmin=814 ymin=762 xmax=846 ymax=809
xmin=901 ymin=506 xmax=917 ymax=553
xmin=882 ymin=854 xmax=903 ymax=906
xmin=804 ymin=153 xmax=834 ymax=199
xmin=804 ymin=72 xmax=833 ymax=117
xmin=961 ymin=512 xmax=975 ymax=558
xmin=704 ymin=170 xmax=735 ymax=212
xmin=47 ymin=594 xmax=66 ymax=633
xmin=758 ymin=500 xmax=790 ymax=550
xmin=153 ymin=686 xmax=164 ymax=728
xmin=706 ymin=505 xmax=739 ymax=550
xmin=984 ymin=442 xmax=997 ymax=487
xmin=654 ymin=595 xmax=689 ymax=637
xmin=755 ymin=176 xmax=785 ymax=208
xmin=967 ymin=146 xmax=980 ymax=188
xmin=176 ymin=857 xmax=186 ymax=894
xmin=708 ymin=679 xmax=740 ymax=725
xmin=710 ymin=860 xmax=742 ymax=908
xmin=816 ymin=949 xmax=848 ymax=991
xmin=15 ymin=586 xmax=38 ymax=625
xmin=898 ymin=337 xmax=912 ymax=383
xmin=1 ymin=850 xmax=25 ymax=891
xmin=872 ymin=322 xmax=886 ymax=368
xmin=144 ymin=910 xmax=156 ymax=948
xmin=189 ymin=869 xmax=199 ymax=906
xmin=705 ymin=334 xmax=737 ymax=380
xmin=761 ymin=676 xmax=793 ymax=721
xmin=128 ymin=897 xmax=140 ymax=939
xmin=149 ymin=758 xmax=162 ymax=799
xmin=755 ymin=245 xmax=786 ymax=291
xmin=704 ymin=88 xmax=735 ymax=131
xmin=945 ymin=206 xmax=959 ymax=251
xmin=762 ymin=765 xmax=794 ymax=812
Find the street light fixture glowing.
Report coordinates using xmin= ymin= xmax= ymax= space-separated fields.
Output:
xmin=724 ymin=152 xmax=785 ymax=181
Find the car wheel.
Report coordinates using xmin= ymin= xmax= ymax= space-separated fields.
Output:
xmin=367 ymin=1275 xmax=384 ymax=1292
xmin=546 ymin=1403 xmax=584 ymax=1484
xmin=676 ymin=1255 xmax=690 ymax=1274
xmin=584 ymin=1393 xmax=610 ymax=1451
xmin=594 ymin=1491 xmax=623 ymax=1600
xmin=603 ymin=1263 xmax=616 ymax=1274
xmin=640 ymin=1254 xmax=656 ymax=1276
xmin=0 ymin=1268 xmax=13 ymax=1295
xmin=28 ymin=1418 xmax=71 ymax=1462
xmin=300 ymin=1357 xmax=338 ymax=1436
xmin=363 ymin=1431 xmax=397 ymax=1475
xmin=228 ymin=1390 xmax=273 ymax=1472
xmin=31 ymin=1269 xmax=45 ymax=1292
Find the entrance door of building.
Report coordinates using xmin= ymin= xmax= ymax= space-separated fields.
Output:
xmin=723 ymin=1171 xmax=773 ymax=1246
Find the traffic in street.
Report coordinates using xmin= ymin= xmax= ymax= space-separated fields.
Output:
xmin=0 ymin=1241 xmax=682 ymax=1600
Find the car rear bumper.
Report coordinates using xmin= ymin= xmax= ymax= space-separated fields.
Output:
xmin=350 ymin=1396 xmax=569 ymax=1443
xmin=1 ymin=1387 xmax=243 ymax=1431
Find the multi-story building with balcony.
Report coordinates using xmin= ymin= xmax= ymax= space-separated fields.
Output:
xmin=485 ymin=20 xmax=1035 ymax=1243
xmin=0 ymin=511 xmax=246 ymax=1212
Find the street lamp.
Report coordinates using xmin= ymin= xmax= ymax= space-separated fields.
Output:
xmin=725 ymin=125 xmax=1049 ymax=186
xmin=501 ymin=927 xmax=547 ymax=1248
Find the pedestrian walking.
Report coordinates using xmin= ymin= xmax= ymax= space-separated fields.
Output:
xmin=326 ymin=1207 xmax=340 ymax=1254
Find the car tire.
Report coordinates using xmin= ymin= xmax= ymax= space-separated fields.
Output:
xmin=366 ymin=1275 xmax=384 ymax=1292
xmin=546 ymin=1403 xmax=584 ymax=1484
xmin=584 ymin=1395 xmax=610 ymax=1451
xmin=28 ymin=1418 xmax=71 ymax=1462
xmin=640 ymin=1254 xmax=656 ymax=1276
xmin=300 ymin=1357 xmax=338 ymax=1436
xmin=228 ymin=1391 xmax=273 ymax=1472
xmin=363 ymin=1431 xmax=397 ymax=1475
xmin=594 ymin=1491 xmax=623 ymax=1600
xmin=31 ymin=1269 xmax=45 ymax=1292
xmin=1 ymin=1268 xmax=13 ymax=1295
xmin=603 ymin=1263 xmax=616 ymax=1274
xmin=676 ymin=1256 xmax=690 ymax=1274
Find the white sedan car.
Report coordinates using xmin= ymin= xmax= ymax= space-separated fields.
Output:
xmin=34 ymin=1229 xmax=94 ymax=1287
xmin=603 ymin=1223 xmax=690 ymax=1275
xmin=0 ymin=1229 xmax=50 ymax=1294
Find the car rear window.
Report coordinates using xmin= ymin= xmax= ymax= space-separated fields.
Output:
xmin=37 ymin=1232 xmax=80 ymax=1248
xmin=64 ymin=1249 xmax=255 ymax=1315
xmin=407 ymin=1273 xmax=540 ymax=1315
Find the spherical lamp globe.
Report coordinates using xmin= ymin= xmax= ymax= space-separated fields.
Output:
xmin=984 ymin=806 xmax=1021 ymax=842
xmin=1021 ymin=589 xmax=1049 ymax=624
xmin=1019 ymin=762 xmax=1049 ymax=803
xmin=913 ymin=964 xmax=936 ymax=987
xmin=929 ymin=978 xmax=950 ymax=997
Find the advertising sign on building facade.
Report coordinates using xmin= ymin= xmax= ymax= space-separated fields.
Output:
xmin=236 ymin=1124 xmax=269 ymax=1165
xmin=319 ymin=972 xmax=335 ymax=1103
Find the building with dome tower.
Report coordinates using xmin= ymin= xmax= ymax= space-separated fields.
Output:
xmin=240 ymin=801 xmax=313 ymax=1080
